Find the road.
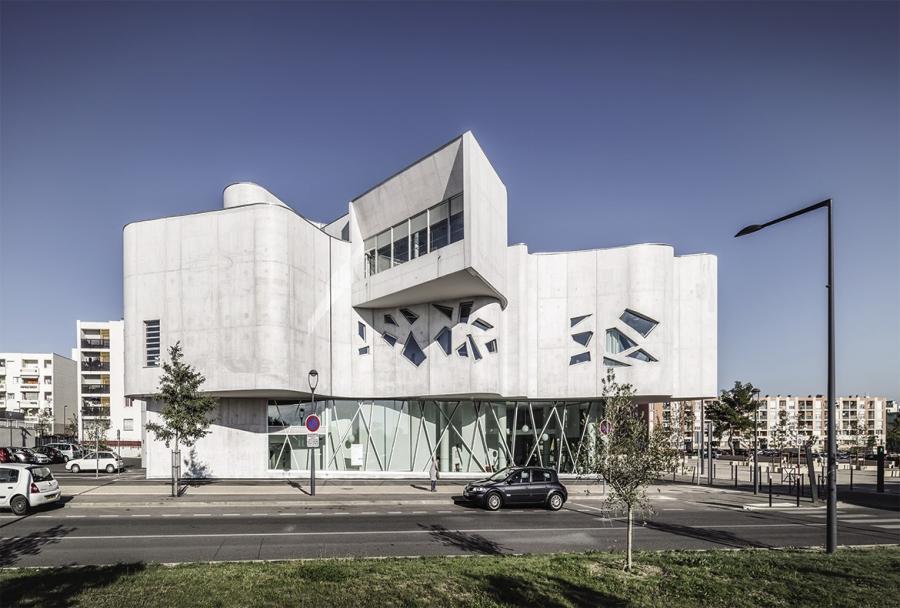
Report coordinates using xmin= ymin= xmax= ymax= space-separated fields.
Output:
xmin=1 ymin=486 xmax=896 ymax=567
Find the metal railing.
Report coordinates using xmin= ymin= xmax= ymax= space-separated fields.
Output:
xmin=81 ymin=406 xmax=111 ymax=417
xmin=81 ymin=339 xmax=110 ymax=349
xmin=81 ymin=361 xmax=110 ymax=371
xmin=81 ymin=384 xmax=110 ymax=394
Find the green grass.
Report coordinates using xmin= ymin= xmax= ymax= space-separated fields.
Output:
xmin=1 ymin=547 xmax=898 ymax=607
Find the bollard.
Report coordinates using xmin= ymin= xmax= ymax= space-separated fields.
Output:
xmin=796 ymin=476 xmax=801 ymax=507
xmin=768 ymin=477 xmax=773 ymax=507
xmin=850 ymin=465 xmax=854 ymax=491
xmin=734 ymin=465 xmax=738 ymax=488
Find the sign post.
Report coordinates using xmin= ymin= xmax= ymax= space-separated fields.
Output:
xmin=305 ymin=413 xmax=320 ymax=496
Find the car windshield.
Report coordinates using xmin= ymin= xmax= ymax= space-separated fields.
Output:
xmin=486 ymin=468 xmax=517 ymax=481
xmin=29 ymin=467 xmax=54 ymax=482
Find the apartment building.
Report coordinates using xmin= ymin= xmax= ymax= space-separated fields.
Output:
xmin=0 ymin=353 xmax=77 ymax=434
xmin=652 ymin=394 xmax=890 ymax=452
xmin=72 ymin=321 xmax=142 ymax=457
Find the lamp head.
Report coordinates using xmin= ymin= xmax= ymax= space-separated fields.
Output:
xmin=308 ymin=369 xmax=319 ymax=391
xmin=735 ymin=224 xmax=763 ymax=237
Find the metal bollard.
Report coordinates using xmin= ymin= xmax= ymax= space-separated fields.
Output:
xmin=796 ymin=476 xmax=801 ymax=507
xmin=768 ymin=477 xmax=773 ymax=507
xmin=850 ymin=465 xmax=854 ymax=491
xmin=734 ymin=466 xmax=738 ymax=488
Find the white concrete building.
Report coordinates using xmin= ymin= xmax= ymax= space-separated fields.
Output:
xmin=124 ymin=132 xmax=718 ymax=478
xmin=72 ymin=321 xmax=141 ymax=457
xmin=0 ymin=353 xmax=77 ymax=435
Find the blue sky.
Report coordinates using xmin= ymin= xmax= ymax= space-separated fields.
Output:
xmin=1 ymin=1 xmax=897 ymax=399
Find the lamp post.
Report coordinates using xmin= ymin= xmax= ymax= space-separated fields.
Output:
xmin=308 ymin=369 xmax=318 ymax=497
xmin=752 ymin=388 xmax=761 ymax=495
xmin=735 ymin=198 xmax=836 ymax=553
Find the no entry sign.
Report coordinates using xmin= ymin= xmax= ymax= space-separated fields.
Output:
xmin=305 ymin=414 xmax=321 ymax=433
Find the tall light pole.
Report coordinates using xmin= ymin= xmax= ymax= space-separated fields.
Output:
xmin=735 ymin=197 xmax=836 ymax=553
xmin=308 ymin=369 xmax=318 ymax=497
xmin=752 ymin=388 xmax=761 ymax=495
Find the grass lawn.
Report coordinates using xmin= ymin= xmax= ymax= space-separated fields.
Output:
xmin=1 ymin=547 xmax=898 ymax=607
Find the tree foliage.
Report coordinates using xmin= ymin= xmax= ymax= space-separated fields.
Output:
xmin=887 ymin=416 xmax=900 ymax=452
xmin=578 ymin=370 xmax=676 ymax=571
xmin=145 ymin=342 xmax=217 ymax=449
xmin=706 ymin=381 xmax=757 ymax=454
xmin=770 ymin=410 xmax=799 ymax=451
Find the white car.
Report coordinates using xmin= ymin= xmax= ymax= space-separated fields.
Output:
xmin=44 ymin=442 xmax=84 ymax=461
xmin=65 ymin=451 xmax=125 ymax=474
xmin=0 ymin=463 xmax=61 ymax=515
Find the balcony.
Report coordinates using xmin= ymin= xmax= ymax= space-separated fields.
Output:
xmin=81 ymin=339 xmax=110 ymax=349
xmin=82 ymin=361 xmax=110 ymax=371
xmin=81 ymin=384 xmax=110 ymax=395
xmin=81 ymin=406 xmax=111 ymax=417
xmin=20 ymin=367 xmax=40 ymax=376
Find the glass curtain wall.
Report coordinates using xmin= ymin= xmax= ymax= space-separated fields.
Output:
xmin=268 ymin=399 xmax=603 ymax=474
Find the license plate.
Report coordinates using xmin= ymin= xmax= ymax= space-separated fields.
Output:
xmin=45 ymin=492 xmax=59 ymax=500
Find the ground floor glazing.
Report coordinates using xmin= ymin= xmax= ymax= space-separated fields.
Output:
xmin=267 ymin=399 xmax=605 ymax=475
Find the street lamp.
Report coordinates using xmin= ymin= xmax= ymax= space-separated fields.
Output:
xmin=752 ymin=388 xmax=761 ymax=495
xmin=308 ymin=369 xmax=318 ymax=497
xmin=735 ymin=198 xmax=837 ymax=553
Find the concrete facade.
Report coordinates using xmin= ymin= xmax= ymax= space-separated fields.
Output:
xmin=124 ymin=132 xmax=718 ymax=478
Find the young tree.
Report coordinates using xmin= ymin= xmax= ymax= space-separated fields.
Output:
xmin=866 ymin=432 xmax=877 ymax=451
xmin=35 ymin=408 xmax=54 ymax=439
xmin=579 ymin=370 xmax=676 ymax=572
xmin=705 ymin=381 xmax=757 ymax=454
xmin=771 ymin=410 xmax=798 ymax=451
xmin=83 ymin=417 xmax=111 ymax=477
xmin=145 ymin=342 xmax=217 ymax=497
xmin=64 ymin=413 xmax=79 ymax=441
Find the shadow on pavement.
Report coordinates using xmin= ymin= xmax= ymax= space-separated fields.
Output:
xmin=0 ymin=524 xmax=75 ymax=567
xmin=421 ymin=524 xmax=509 ymax=555
xmin=642 ymin=520 xmax=772 ymax=549
xmin=0 ymin=562 xmax=146 ymax=607
xmin=471 ymin=573 xmax=627 ymax=608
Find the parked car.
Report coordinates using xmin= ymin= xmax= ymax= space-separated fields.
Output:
xmin=21 ymin=448 xmax=51 ymax=465
xmin=0 ymin=447 xmax=12 ymax=464
xmin=0 ymin=463 xmax=61 ymax=515
xmin=463 ymin=467 xmax=568 ymax=511
xmin=44 ymin=442 xmax=84 ymax=461
xmin=32 ymin=446 xmax=67 ymax=464
xmin=65 ymin=451 xmax=124 ymax=474
xmin=8 ymin=447 xmax=37 ymax=464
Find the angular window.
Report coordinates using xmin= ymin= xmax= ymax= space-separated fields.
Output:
xmin=433 ymin=304 xmax=453 ymax=320
xmin=384 ymin=314 xmax=398 ymax=326
xmin=400 ymin=308 xmax=418 ymax=325
xmin=392 ymin=220 xmax=409 ymax=266
xmin=410 ymin=211 xmax=428 ymax=259
xmin=467 ymin=334 xmax=482 ymax=361
xmin=472 ymin=318 xmax=493 ymax=331
xmin=458 ymin=301 xmax=473 ymax=324
xmin=435 ymin=327 xmax=452 ymax=355
xmin=449 ymin=194 xmax=464 ymax=244
xmin=606 ymin=328 xmax=637 ymax=354
xmin=486 ymin=339 xmax=498 ymax=353
xmin=602 ymin=357 xmax=630 ymax=367
xmin=358 ymin=322 xmax=366 ymax=341
xmin=376 ymin=229 xmax=392 ymax=273
xmin=144 ymin=320 xmax=160 ymax=367
xmin=359 ymin=346 xmax=370 ymax=355
xmin=456 ymin=343 xmax=468 ymax=357
xmin=429 ymin=201 xmax=449 ymax=251
xmin=570 ymin=352 xmax=591 ymax=365
xmin=620 ymin=309 xmax=658 ymax=337
xmin=402 ymin=333 xmax=426 ymax=367
xmin=571 ymin=331 xmax=593 ymax=347
xmin=627 ymin=349 xmax=658 ymax=363
xmin=382 ymin=333 xmax=398 ymax=347
xmin=570 ymin=314 xmax=591 ymax=328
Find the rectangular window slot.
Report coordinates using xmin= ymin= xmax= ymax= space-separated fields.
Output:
xmin=486 ymin=339 xmax=498 ymax=353
xmin=435 ymin=327 xmax=452 ymax=356
xmin=467 ymin=335 xmax=482 ymax=361
xmin=384 ymin=314 xmax=398 ymax=326
xmin=456 ymin=343 xmax=468 ymax=357
xmin=472 ymin=318 xmax=493 ymax=331
xmin=569 ymin=352 xmax=591 ymax=365
xmin=382 ymin=333 xmax=398 ymax=347
xmin=433 ymin=304 xmax=454 ymax=320
xmin=359 ymin=346 xmax=370 ymax=355
xmin=144 ymin=320 xmax=160 ymax=367
xmin=400 ymin=308 xmax=419 ymax=325
xmin=459 ymin=301 xmax=473 ymax=324
xmin=358 ymin=322 xmax=366 ymax=341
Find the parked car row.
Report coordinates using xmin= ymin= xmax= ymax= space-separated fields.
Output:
xmin=0 ymin=446 xmax=52 ymax=465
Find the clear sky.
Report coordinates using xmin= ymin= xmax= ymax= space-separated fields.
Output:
xmin=1 ymin=1 xmax=897 ymax=399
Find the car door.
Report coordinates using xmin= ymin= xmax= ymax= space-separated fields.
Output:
xmin=0 ymin=467 xmax=19 ymax=505
xmin=503 ymin=469 xmax=532 ymax=505
xmin=529 ymin=468 xmax=552 ymax=504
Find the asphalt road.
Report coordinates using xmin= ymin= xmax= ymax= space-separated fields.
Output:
xmin=1 ymin=495 xmax=897 ymax=567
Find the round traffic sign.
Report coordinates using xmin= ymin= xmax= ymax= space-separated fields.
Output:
xmin=305 ymin=414 xmax=321 ymax=433
xmin=599 ymin=419 xmax=611 ymax=435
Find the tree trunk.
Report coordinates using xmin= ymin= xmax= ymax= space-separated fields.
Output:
xmin=171 ymin=435 xmax=179 ymax=498
xmin=626 ymin=505 xmax=633 ymax=572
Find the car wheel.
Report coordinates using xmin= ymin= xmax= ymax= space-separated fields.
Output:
xmin=547 ymin=492 xmax=564 ymax=511
xmin=71 ymin=464 xmax=80 ymax=473
xmin=10 ymin=494 xmax=29 ymax=516
xmin=106 ymin=464 xmax=115 ymax=474
xmin=485 ymin=492 xmax=503 ymax=511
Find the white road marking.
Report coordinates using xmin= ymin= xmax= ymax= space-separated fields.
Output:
xmin=359 ymin=512 xmax=377 ymax=515
xmin=841 ymin=518 xmax=899 ymax=524
xmin=99 ymin=515 xmax=119 ymax=518
xmin=193 ymin=514 xmax=212 ymax=517
xmin=388 ymin=511 xmax=403 ymax=515
xmin=223 ymin=514 xmax=241 ymax=517
xmin=874 ymin=524 xmax=900 ymax=529
xmin=131 ymin=514 xmax=151 ymax=518
xmin=304 ymin=513 xmax=322 ymax=516
xmin=251 ymin=513 xmax=268 ymax=517
xmin=278 ymin=513 xmax=297 ymax=517
xmin=162 ymin=514 xmax=181 ymax=518
xmin=663 ymin=508 xmax=685 ymax=511
xmin=334 ymin=512 xmax=349 ymax=515
xmin=65 ymin=515 xmax=86 ymax=518
xmin=0 ymin=523 xmax=810 ymax=542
